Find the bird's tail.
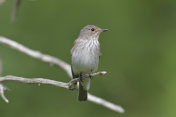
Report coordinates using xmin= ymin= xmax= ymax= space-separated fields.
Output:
xmin=78 ymin=82 xmax=88 ymax=101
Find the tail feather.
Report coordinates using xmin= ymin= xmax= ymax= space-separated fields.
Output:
xmin=78 ymin=82 xmax=87 ymax=101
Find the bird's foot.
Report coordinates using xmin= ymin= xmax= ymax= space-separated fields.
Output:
xmin=68 ymin=78 xmax=79 ymax=91
xmin=89 ymin=73 xmax=93 ymax=80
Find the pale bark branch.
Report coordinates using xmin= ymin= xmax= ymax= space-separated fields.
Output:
xmin=88 ymin=94 xmax=125 ymax=113
xmin=0 ymin=83 xmax=9 ymax=103
xmin=0 ymin=36 xmax=125 ymax=113
xmin=0 ymin=36 xmax=71 ymax=77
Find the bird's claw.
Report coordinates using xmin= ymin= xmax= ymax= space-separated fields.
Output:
xmin=89 ymin=73 xmax=93 ymax=80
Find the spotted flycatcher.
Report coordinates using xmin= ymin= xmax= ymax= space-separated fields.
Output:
xmin=71 ymin=25 xmax=108 ymax=101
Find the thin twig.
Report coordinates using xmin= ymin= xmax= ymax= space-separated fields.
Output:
xmin=0 ymin=58 xmax=2 ymax=76
xmin=11 ymin=0 xmax=21 ymax=22
xmin=0 ymin=0 xmax=5 ymax=5
xmin=0 ymin=76 xmax=70 ymax=89
xmin=0 ymin=84 xmax=9 ymax=103
xmin=0 ymin=36 xmax=125 ymax=113
xmin=0 ymin=58 xmax=8 ymax=102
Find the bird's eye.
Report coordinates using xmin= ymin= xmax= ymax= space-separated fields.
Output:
xmin=91 ymin=28 xmax=95 ymax=31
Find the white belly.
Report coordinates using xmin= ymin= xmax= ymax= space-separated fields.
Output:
xmin=71 ymin=49 xmax=99 ymax=74
xmin=71 ymin=39 xmax=100 ymax=75
xmin=71 ymin=39 xmax=100 ymax=90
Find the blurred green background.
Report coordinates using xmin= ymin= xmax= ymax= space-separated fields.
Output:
xmin=0 ymin=0 xmax=176 ymax=117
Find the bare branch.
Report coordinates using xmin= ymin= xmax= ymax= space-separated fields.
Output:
xmin=0 ymin=58 xmax=2 ymax=76
xmin=0 ymin=84 xmax=9 ymax=103
xmin=88 ymin=94 xmax=125 ymax=113
xmin=0 ymin=0 xmax=6 ymax=5
xmin=0 ymin=36 xmax=125 ymax=113
xmin=0 ymin=75 xmax=70 ymax=89
xmin=11 ymin=0 xmax=21 ymax=22
xmin=0 ymin=36 xmax=71 ymax=77
xmin=0 ymin=72 xmax=106 ymax=90
xmin=0 ymin=58 xmax=8 ymax=103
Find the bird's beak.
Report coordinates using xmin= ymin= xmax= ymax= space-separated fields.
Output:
xmin=102 ymin=29 xmax=108 ymax=32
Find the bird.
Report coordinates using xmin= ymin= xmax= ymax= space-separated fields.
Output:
xmin=71 ymin=25 xmax=108 ymax=101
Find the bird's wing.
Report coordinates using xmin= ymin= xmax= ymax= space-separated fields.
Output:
xmin=71 ymin=54 xmax=79 ymax=79
xmin=71 ymin=64 xmax=79 ymax=79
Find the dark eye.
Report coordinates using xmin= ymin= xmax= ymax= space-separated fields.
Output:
xmin=91 ymin=28 xmax=95 ymax=31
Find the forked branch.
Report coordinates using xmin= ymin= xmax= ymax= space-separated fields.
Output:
xmin=0 ymin=36 xmax=125 ymax=113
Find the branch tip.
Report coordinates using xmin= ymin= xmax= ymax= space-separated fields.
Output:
xmin=99 ymin=71 xmax=107 ymax=75
xmin=0 ymin=84 xmax=9 ymax=103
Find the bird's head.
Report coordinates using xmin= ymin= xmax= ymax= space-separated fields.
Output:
xmin=79 ymin=25 xmax=108 ymax=39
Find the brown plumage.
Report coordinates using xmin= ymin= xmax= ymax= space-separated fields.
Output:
xmin=71 ymin=25 xmax=108 ymax=101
